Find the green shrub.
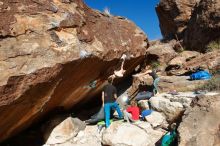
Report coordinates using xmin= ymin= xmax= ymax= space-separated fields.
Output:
xmin=150 ymin=60 xmax=160 ymax=69
xmin=206 ymin=39 xmax=220 ymax=52
xmin=209 ymin=69 xmax=220 ymax=75
xmin=178 ymin=47 xmax=186 ymax=53
xmin=197 ymin=76 xmax=220 ymax=91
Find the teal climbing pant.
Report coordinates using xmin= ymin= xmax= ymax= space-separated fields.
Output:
xmin=104 ymin=102 xmax=123 ymax=128
xmin=153 ymin=77 xmax=160 ymax=94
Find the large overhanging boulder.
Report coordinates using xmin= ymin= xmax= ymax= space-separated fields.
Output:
xmin=0 ymin=0 xmax=148 ymax=142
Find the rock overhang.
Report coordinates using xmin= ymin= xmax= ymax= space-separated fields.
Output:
xmin=0 ymin=0 xmax=148 ymax=142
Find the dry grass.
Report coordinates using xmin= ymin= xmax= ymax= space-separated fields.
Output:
xmin=197 ymin=76 xmax=220 ymax=91
xmin=103 ymin=7 xmax=111 ymax=16
xmin=150 ymin=60 xmax=160 ymax=69
xmin=206 ymin=39 xmax=220 ymax=52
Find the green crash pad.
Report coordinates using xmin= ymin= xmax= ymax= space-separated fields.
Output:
xmin=97 ymin=120 xmax=113 ymax=125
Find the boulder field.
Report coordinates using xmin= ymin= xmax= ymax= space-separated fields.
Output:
xmin=42 ymin=92 xmax=219 ymax=146
xmin=0 ymin=0 xmax=219 ymax=145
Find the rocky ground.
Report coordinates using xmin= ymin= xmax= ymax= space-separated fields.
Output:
xmin=178 ymin=95 xmax=220 ymax=146
xmin=41 ymin=91 xmax=219 ymax=146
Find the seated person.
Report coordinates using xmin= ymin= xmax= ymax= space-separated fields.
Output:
xmin=141 ymin=109 xmax=153 ymax=120
xmin=139 ymin=103 xmax=153 ymax=121
xmin=123 ymin=100 xmax=140 ymax=123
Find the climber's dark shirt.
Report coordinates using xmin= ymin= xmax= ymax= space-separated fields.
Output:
xmin=103 ymin=84 xmax=117 ymax=103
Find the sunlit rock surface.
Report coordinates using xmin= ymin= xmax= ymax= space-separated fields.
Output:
xmin=178 ymin=95 xmax=220 ymax=146
xmin=156 ymin=0 xmax=199 ymax=39
xmin=0 ymin=0 xmax=148 ymax=141
xmin=184 ymin=0 xmax=220 ymax=51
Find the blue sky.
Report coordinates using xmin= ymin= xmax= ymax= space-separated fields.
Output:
xmin=84 ymin=0 xmax=162 ymax=40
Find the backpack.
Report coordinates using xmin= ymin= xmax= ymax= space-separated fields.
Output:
xmin=190 ymin=71 xmax=211 ymax=80
xmin=161 ymin=131 xmax=177 ymax=146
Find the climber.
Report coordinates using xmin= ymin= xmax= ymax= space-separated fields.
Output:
xmin=123 ymin=100 xmax=140 ymax=123
xmin=109 ymin=54 xmax=127 ymax=79
xmin=135 ymin=68 xmax=160 ymax=95
xmin=102 ymin=77 xmax=123 ymax=128
xmin=133 ymin=68 xmax=160 ymax=101
xmin=114 ymin=54 xmax=126 ymax=77
xmin=145 ymin=69 xmax=160 ymax=95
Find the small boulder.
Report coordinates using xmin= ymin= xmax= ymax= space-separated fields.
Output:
xmin=144 ymin=111 xmax=167 ymax=128
xmin=71 ymin=125 xmax=102 ymax=146
xmin=44 ymin=117 xmax=86 ymax=145
xmin=168 ymin=51 xmax=200 ymax=66
xmin=167 ymin=51 xmax=200 ymax=75
xmin=134 ymin=122 xmax=166 ymax=145
xmin=149 ymin=96 xmax=184 ymax=122
xmin=147 ymin=40 xmax=177 ymax=64
xmin=102 ymin=122 xmax=152 ymax=146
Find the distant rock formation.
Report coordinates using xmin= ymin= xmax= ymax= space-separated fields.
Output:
xmin=0 ymin=0 xmax=148 ymax=142
xmin=156 ymin=0 xmax=199 ymax=39
xmin=156 ymin=0 xmax=220 ymax=51
xmin=184 ymin=0 xmax=220 ymax=51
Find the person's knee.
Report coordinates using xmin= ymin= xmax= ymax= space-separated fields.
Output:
xmin=123 ymin=110 xmax=128 ymax=115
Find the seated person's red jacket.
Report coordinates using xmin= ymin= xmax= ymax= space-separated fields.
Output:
xmin=126 ymin=106 xmax=140 ymax=120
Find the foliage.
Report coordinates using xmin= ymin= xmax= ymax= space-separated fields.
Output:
xmin=174 ymin=44 xmax=186 ymax=53
xmin=209 ymin=68 xmax=220 ymax=75
xmin=206 ymin=39 xmax=220 ymax=52
xmin=150 ymin=60 xmax=160 ymax=69
xmin=197 ymin=76 xmax=220 ymax=91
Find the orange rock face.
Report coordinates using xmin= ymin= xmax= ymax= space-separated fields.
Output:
xmin=156 ymin=0 xmax=220 ymax=51
xmin=156 ymin=0 xmax=199 ymax=39
xmin=184 ymin=0 xmax=220 ymax=51
xmin=0 ymin=0 xmax=148 ymax=142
